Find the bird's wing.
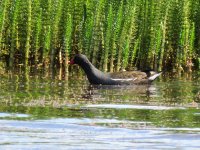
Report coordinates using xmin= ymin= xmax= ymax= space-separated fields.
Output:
xmin=109 ymin=71 xmax=147 ymax=80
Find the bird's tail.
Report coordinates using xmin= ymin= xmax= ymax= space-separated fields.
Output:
xmin=148 ymin=72 xmax=162 ymax=81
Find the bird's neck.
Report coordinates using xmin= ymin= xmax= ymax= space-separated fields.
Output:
xmin=79 ymin=61 xmax=103 ymax=76
xmin=79 ymin=61 xmax=112 ymax=84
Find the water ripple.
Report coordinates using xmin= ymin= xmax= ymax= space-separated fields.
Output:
xmin=0 ymin=119 xmax=200 ymax=150
xmin=83 ymin=104 xmax=186 ymax=110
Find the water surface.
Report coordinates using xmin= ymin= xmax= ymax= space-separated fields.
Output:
xmin=0 ymin=73 xmax=200 ymax=149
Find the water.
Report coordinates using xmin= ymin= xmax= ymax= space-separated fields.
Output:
xmin=0 ymin=73 xmax=200 ymax=149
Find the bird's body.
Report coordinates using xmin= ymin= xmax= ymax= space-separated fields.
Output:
xmin=69 ymin=54 xmax=162 ymax=85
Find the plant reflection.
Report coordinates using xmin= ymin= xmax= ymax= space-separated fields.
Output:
xmin=0 ymin=72 xmax=200 ymax=128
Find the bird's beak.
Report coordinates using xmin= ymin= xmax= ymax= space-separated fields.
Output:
xmin=68 ymin=59 xmax=74 ymax=64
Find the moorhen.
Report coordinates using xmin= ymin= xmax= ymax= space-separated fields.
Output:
xmin=69 ymin=54 xmax=162 ymax=85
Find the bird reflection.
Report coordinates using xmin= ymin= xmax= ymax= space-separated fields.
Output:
xmin=81 ymin=84 xmax=158 ymax=103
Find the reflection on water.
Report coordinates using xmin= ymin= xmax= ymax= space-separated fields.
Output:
xmin=0 ymin=73 xmax=200 ymax=149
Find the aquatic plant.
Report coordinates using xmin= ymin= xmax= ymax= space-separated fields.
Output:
xmin=0 ymin=0 xmax=199 ymax=74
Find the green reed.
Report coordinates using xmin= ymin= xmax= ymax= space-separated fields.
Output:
xmin=0 ymin=0 xmax=199 ymax=74
xmin=24 ymin=0 xmax=32 ymax=71
xmin=32 ymin=0 xmax=42 ymax=68
xmin=91 ymin=0 xmax=104 ymax=66
xmin=102 ymin=4 xmax=113 ymax=72
xmin=63 ymin=14 xmax=72 ymax=74
xmin=0 ymin=0 xmax=9 ymax=58
xmin=9 ymin=0 xmax=20 ymax=70
xmin=109 ymin=1 xmax=123 ymax=72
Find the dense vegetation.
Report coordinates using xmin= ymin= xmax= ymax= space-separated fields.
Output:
xmin=0 ymin=0 xmax=200 ymax=75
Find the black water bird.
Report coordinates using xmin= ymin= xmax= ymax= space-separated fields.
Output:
xmin=69 ymin=54 xmax=162 ymax=85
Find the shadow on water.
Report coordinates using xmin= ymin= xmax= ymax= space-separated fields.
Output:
xmin=1 ymin=72 xmax=200 ymax=149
